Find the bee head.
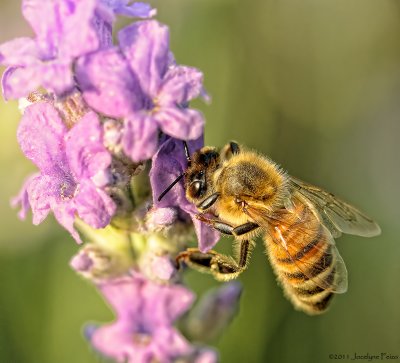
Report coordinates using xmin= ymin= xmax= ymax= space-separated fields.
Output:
xmin=184 ymin=147 xmax=220 ymax=202
xmin=157 ymin=143 xmax=221 ymax=203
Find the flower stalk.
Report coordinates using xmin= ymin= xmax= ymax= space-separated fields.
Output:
xmin=1 ymin=1 xmax=242 ymax=362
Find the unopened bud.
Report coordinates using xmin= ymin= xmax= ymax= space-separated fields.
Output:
xmin=70 ymin=244 xmax=133 ymax=280
xmin=184 ymin=281 xmax=242 ymax=343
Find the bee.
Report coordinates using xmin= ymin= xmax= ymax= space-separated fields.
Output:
xmin=158 ymin=142 xmax=381 ymax=315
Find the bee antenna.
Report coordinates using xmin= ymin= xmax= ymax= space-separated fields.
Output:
xmin=157 ymin=142 xmax=191 ymax=202
xmin=183 ymin=141 xmax=191 ymax=164
xmin=157 ymin=173 xmax=185 ymax=201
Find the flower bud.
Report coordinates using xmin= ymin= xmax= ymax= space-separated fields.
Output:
xmin=70 ymin=243 xmax=133 ymax=281
xmin=184 ymin=282 xmax=243 ymax=343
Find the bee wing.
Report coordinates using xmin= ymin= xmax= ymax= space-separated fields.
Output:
xmin=244 ymin=205 xmax=348 ymax=293
xmin=289 ymin=177 xmax=381 ymax=238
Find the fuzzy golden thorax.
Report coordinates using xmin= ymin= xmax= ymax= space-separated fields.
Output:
xmin=212 ymin=149 xmax=289 ymax=225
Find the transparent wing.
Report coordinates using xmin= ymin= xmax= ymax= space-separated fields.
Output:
xmin=244 ymin=204 xmax=348 ymax=293
xmin=289 ymin=177 xmax=381 ymax=238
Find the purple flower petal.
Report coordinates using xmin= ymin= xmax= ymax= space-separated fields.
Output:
xmin=155 ymin=107 xmax=204 ymax=140
xmin=16 ymin=103 xmax=115 ymax=242
xmin=41 ymin=61 xmax=75 ymax=96
xmin=1 ymin=66 xmax=42 ymax=100
xmin=190 ymin=211 xmax=220 ymax=253
xmin=11 ymin=173 xmax=40 ymax=220
xmin=194 ymin=348 xmax=219 ymax=363
xmin=52 ymin=200 xmax=82 ymax=243
xmin=17 ymin=102 xmax=67 ymax=172
xmin=150 ymin=138 xmax=220 ymax=252
xmin=103 ymin=1 xmax=156 ymax=18
xmin=152 ymin=326 xmax=193 ymax=358
xmin=22 ymin=0 xmax=98 ymax=59
xmin=91 ymin=10 xmax=113 ymax=48
xmin=118 ymin=20 xmax=169 ymax=97
xmin=92 ymin=274 xmax=196 ymax=363
xmin=27 ymin=174 xmax=54 ymax=225
xmin=148 ymin=254 xmax=176 ymax=281
xmin=98 ymin=276 xmax=143 ymax=318
xmin=70 ymin=249 xmax=94 ymax=272
xmin=91 ymin=321 xmax=135 ymax=362
xmin=76 ymin=48 xmax=143 ymax=118
xmin=65 ymin=112 xmax=111 ymax=179
xmin=146 ymin=207 xmax=178 ymax=229
xmin=122 ymin=113 xmax=159 ymax=162
xmin=0 ymin=37 xmax=39 ymax=65
xmin=74 ymin=180 xmax=116 ymax=228
xmin=58 ymin=0 xmax=99 ymax=59
xmin=159 ymin=66 xmax=204 ymax=105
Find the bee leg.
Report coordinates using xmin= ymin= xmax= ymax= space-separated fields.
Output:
xmin=237 ymin=239 xmax=252 ymax=268
xmin=195 ymin=215 xmax=260 ymax=237
xmin=176 ymin=248 xmax=241 ymax=281
xmin=196 ymin=192 xmax=221 ymax=211
xmin=232 ymin=222 xmax=259 ymax=236
xmin=195 ymin=214 xmax=234 ymax=235
xmin=176 ymin=240 xmax=253 ymax=281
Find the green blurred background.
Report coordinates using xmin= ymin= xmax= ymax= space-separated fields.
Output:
xmin=1 ymin=1 xmax=399 ymax=362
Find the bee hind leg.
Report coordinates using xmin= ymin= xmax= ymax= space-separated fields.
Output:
xmin=176 ymin=240 xmax=253 ymax=281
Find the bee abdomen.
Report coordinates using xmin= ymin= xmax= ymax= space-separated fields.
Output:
xmin=267 ymin=208 xmax=339 ymax=314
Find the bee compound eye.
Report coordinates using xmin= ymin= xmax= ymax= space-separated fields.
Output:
xmin=190 ymin=181 xmax=203 ymax=198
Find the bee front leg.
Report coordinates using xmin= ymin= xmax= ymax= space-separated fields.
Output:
xmin=195 ymin=214 xmax=234 ymax=235
xmin=195 ymin=214 xmax=260 ymax=237
xmin=176 ymin=240 xmax=253 ymax=281
xmin=196 ymin=192 xmax=220 ymax=211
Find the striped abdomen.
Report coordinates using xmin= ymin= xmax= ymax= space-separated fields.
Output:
xmin=265 ymin=201 xmax=344 ymax=315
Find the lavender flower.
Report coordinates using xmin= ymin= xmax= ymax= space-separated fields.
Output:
xmin=2 ymin=1 xmax=240 ymax=361
xmin=150 ymin=137 xmax=220 ymax=253
xmin=99 ymin=0 xmax=156 ymax=18
xmin=94 ymin=0 xmax=156 ymax=48
xmin=0 ymin=0 xmax=101 ymax=99
xmin=76 ymin=20 xmax=205 ymax=162
xmin=13 ymin=102 xmax=116 ymax=243
xmin=89 ymin=273 xmax=195 ymax=363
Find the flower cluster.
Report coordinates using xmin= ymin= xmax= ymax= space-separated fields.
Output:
xmin=1 ymin=0 xmax=240 ymax=362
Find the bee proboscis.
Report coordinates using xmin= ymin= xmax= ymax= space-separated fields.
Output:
xmin=159 ymin=142 xmax=381 ymax=315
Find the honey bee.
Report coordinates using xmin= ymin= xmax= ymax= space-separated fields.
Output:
xmin=158 ymin=142 xmax=381 ymax=315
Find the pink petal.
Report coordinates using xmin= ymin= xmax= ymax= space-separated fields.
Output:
xmin=98 ymin=276 xmax=144 ymax=318
xmin=65 ymin=112 xmax=111 ymax=179
xmin=52 ymin=200 xmax=82 ymax=243
xmin=27 ymin=174 xmax=57 ymax=225
xmin=2 ymin=65 xmax=42 ymax=100
xmin=188 ymin=207 xmax=220 ymax=253
xmin=74 ymin=180 xmax=116 ymax=229
xmin=11 ymin=172 xmax=40 ymax=220
xmin=122 ymin=113 xmax=159 ymax=162
xmin=76 ymin=48 xmax=143 ymax=118
xmin=22 ymin=0 xmax=98 ymax=59
xmin=159 ymin=66 xmax=204 ymax=105
xmin=17 ymin=102 xmax=67 ymax=171
xmin=0 ymin=37 xmax=39 ymax=65
xmin=58 ymin=0 xmax=99 ymax=59
xmin=118 ymin=20 xmax=169 ymax=97
xmin=40 ymin=61 xmax=75 ymax=96
xmin=155 ymin=107 xmax=204 ymax=140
